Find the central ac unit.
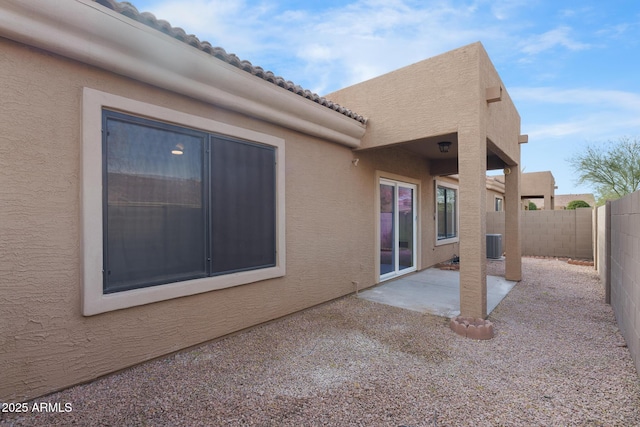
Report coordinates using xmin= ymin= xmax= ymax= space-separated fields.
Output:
xmin=486 ymin=234 xmax=502 ymax=259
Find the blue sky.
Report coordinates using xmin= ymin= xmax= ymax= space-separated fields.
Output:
xmin=132 ymin=0 xmax=640 ymax=196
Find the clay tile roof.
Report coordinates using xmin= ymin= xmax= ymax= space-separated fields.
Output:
xmin=94 ymin=0 xmax=366 ymax=124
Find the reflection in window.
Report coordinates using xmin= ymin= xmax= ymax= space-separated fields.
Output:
xmin=379 ymin=183 xmax=395 ymax=276
xmin=105 ymin=114 xmax=207 ymax=293
xmin=398 ymin=186 xmax=414 ymax=270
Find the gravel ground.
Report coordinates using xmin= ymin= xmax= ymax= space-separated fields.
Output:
xmin=2 ymin=258 xmax=639 ymax=426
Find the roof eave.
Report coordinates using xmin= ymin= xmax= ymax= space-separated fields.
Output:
xmin=0 ymin=0 xmax=365 ymax=148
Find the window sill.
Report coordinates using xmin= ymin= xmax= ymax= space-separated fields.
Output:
xmin=83 ymin=266 xmax=285 ymax=316
xmin=435 ymin=237 xmax=459 ymax=246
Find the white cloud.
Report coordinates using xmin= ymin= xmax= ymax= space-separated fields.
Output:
xmin=511 ymin=87 xmax=640 ymax=111
xmin=513 ymin=87 xmax=640 ymax=141
xmin=138 ymin=0 xmax=517 ymax=93
xmin=271 ymin=0 xmax=511 ymax=91
xmin=520 ymin=26 xmax=590 ymax=55
xmin=489 ymin=0 xmax=529 ymax=20
xmin=527 ymin=118 xmax=602 ymax=140
xmin=146 ymin=0 xmax=276 ymax=55
xmin=596 ymin=22 xmax=635 ymax=40
xmin=539 ymin=113 xmax=640 ymax=137
xmin=134 ymin=1 xmax=622 ymax=106
xmin=527 ymin=116 xmax=640 ymax=143
xmin=301 ymin=44 xmax=334 ymax=62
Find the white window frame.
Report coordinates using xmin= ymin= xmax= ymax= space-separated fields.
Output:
xmin=82 ymin=87 xmax=286 ymax=316
xmin=495 ymin=196 xmax=504 ymax=212
xmin=435 ymin=180 xmax=459 ymax=246
xmin=374 ymin=171 xmax=421 ymax=282
xmin=379 ymin=178 xmax=418 ymax=282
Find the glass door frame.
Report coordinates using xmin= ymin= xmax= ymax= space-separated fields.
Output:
xmin=377 ymin=173 xmax=419 ymax=282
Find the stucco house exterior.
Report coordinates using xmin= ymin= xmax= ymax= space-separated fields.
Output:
xmin=0 ymin=0 xmax=524 ymax=401
xmin=423 ymin=174 xmax=514 ymax=212
xmin=486 ymin=176 xmax=508 ymax=211
xmin=483 ymin=171 xmax=557 ymax=211
xmin=521 ymin=171 xmax=556 ymax=210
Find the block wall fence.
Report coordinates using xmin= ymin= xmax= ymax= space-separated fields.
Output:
xmin=486 ymin=208 xmax=593 ymax=260
xmin=596 ymin=191 xmax=640 ymax=375
xmin=489 ymin=203 xmax=640 ymax=373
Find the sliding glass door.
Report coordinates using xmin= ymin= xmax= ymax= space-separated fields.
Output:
xmin=379 ymin=178 xmax=417 ymax=281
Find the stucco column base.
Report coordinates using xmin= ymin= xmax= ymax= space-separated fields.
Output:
xmin=450 ymin=316 xmax=494 ymax=340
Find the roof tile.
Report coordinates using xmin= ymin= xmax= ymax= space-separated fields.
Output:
xmin=95 ymin=0 xmax=365 ymax=123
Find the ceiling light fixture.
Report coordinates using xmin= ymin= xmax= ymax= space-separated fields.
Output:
xmin=171 ymin=143 xmax=184 ymax=155
xmin=438 ymin=141 xmax=452 ymax=153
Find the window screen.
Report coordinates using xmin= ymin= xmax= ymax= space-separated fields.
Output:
xmin=210 ymin=137 xmax=276 ymax=274
xmin=103 ymin=110 xmax=276 ymax=293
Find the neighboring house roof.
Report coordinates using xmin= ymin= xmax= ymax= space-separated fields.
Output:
xmin=95 ymin=0 xmax=366 ymax=124
xmin=108 ymin=173 xmax=202 ymax=206
xmin=554 ymin=193 xmax=596 ymax=208
xmin=486 ymin=175 xmax=505 ymax=193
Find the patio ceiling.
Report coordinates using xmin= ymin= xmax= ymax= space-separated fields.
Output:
xmin=355 ymin=132 xmax=508 ymax=176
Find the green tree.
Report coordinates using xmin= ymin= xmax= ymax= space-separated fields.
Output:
xmin=528 ymin=201 xmax=537 ymax=210
xmin=569 ymin=136 xmax=640 ymax=205
xmin=566 ymin=200 xmax=590 ymax=209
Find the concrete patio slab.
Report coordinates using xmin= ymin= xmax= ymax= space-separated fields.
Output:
xmin=358 ymin=267 xmax=517 ymax=318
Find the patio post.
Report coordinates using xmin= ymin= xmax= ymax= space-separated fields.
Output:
xmin=504 ymin=163 xmax=522 ymax=281
xmin=458 ymin=128 xmax=487 ymax=319
xmin=544 ymin=193 xmax=552 ymax=211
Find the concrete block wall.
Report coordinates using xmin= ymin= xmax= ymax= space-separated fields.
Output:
xmin=575 ymin=208 xmax=594 ymax=259
xmin=486 ymin=211 xmax=505 ymax=236
xmin=606 ymin=191 xmax=640 ymax=374
xmin=486 ymin=209 xmax=593 ymax=259
xmin=596 ymin=205 xmax=608 ymax=287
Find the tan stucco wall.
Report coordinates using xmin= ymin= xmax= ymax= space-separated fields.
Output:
xmin=0 ymin=38 xmax=459 ymax=400
xmin=327 ymin=44 xmax=480 ymax=150
xmin=0 ymin=38 xmax=367 ymax=400
xmin=327 ymin=43 xmax=521 ymax=167
xmin=479 ymin=50 xmax=521 ymax=168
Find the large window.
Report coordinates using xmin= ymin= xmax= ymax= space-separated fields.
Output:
xmin=436 ymin=181 xmax=458 ymax=244
xmin=82 ymin=88 xmax=285 ymax=315
xmin=103 ymin=111 xmax=276 ymax=293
